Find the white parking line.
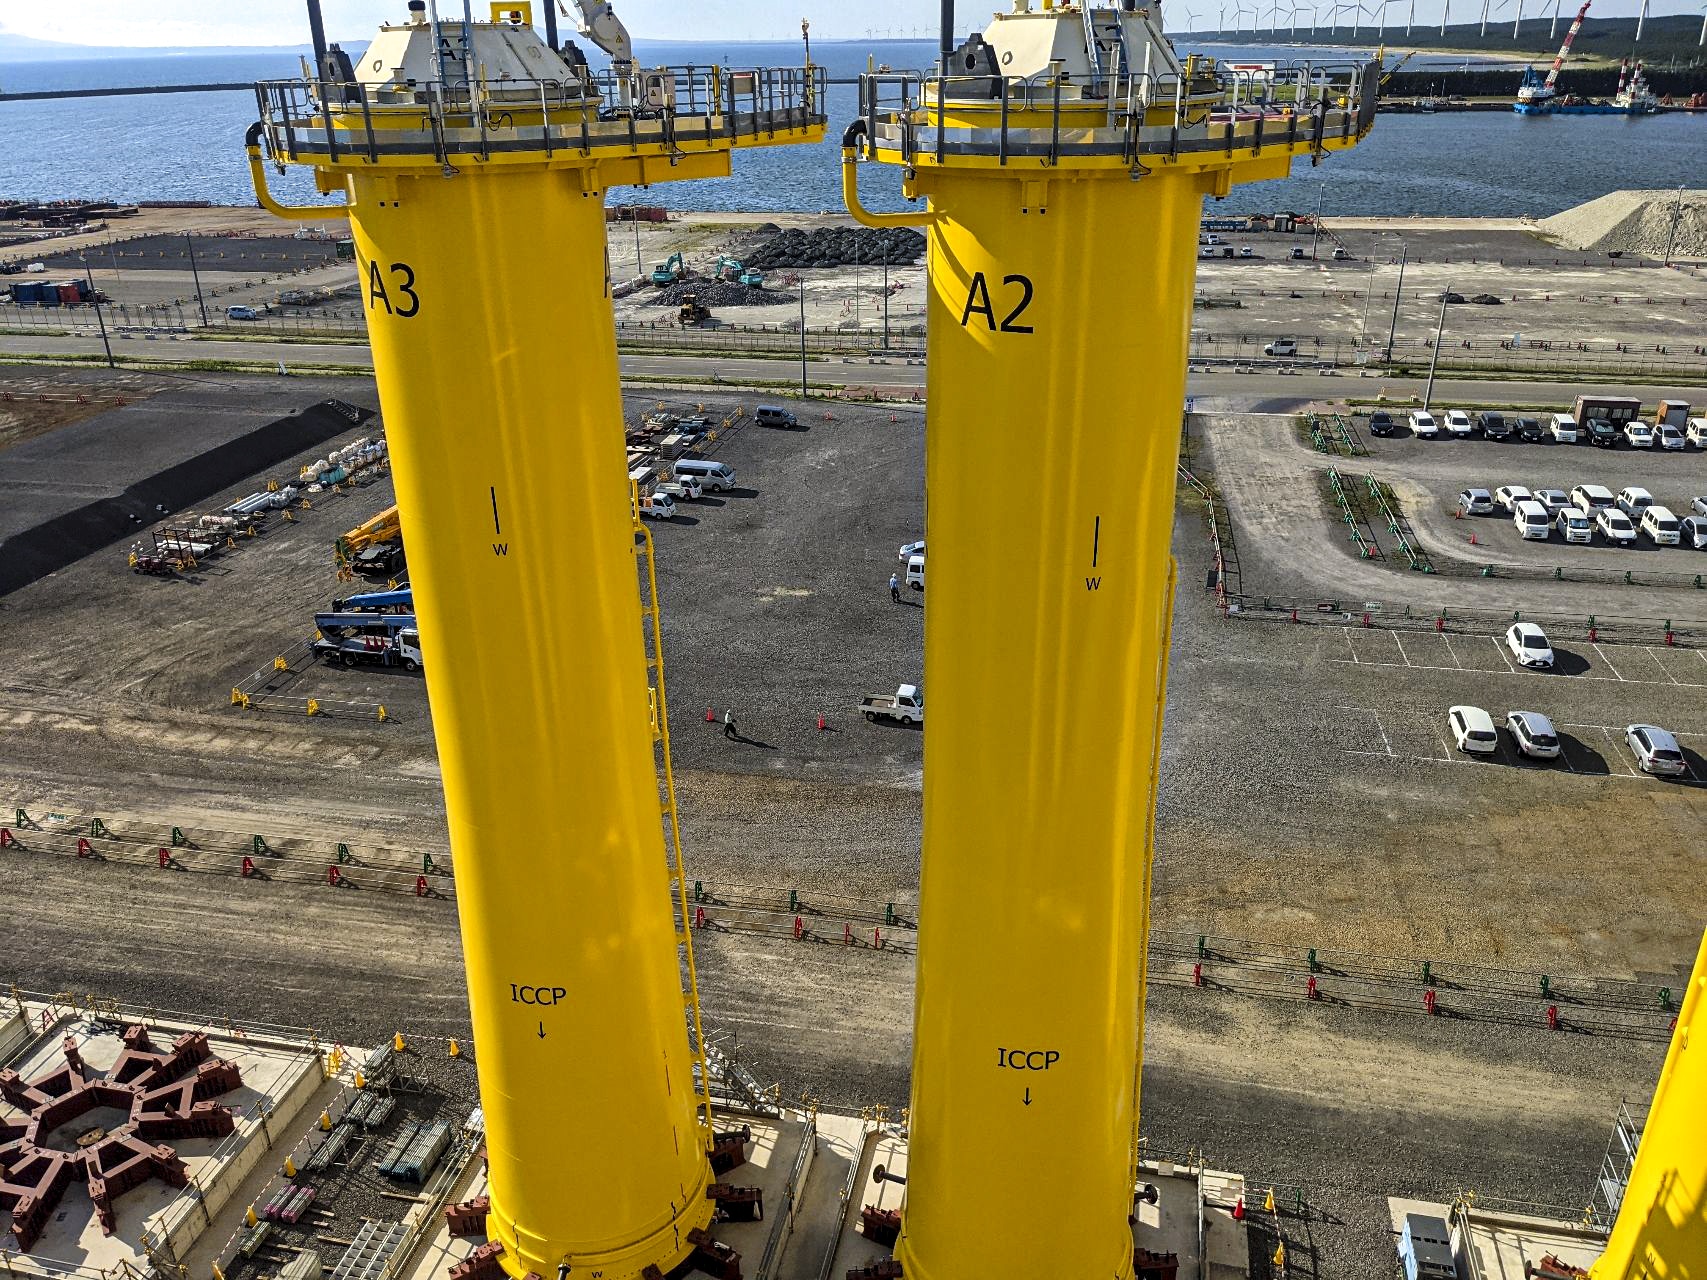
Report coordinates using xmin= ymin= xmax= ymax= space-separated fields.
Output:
xmin=1593 ymin=643 xmax=1627 ymax=682
xmin=1341 ymin=628 xmax=1360 ymax=664
xmin=1440 ymin=633 xmax=1467 ymax=670
xmin=1491 ymin=635 xmax=1518 ymax=674
xmin=1646 ymin=647 xmax=1683 ymax=686
xmin=1391 ymin=631 xmax=1412 ymax=667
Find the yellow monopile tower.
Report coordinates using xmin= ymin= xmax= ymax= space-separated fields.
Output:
xmin=1591 ymin=929 xmax=1707 ymax=1280
xmin=248 ymin=5 xmax=821 ymax=1279
xmin=845 ymin=7 xmax=1373 ymax=1278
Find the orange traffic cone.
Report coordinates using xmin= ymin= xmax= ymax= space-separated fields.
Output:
xmin=705 ymin=706 xmax=715 ymax=723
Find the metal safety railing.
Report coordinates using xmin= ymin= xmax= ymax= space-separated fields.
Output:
xmin=255 ymin=64 xmax=826 ymax=166
xmin=856 ymin=57 xmax=1376 ymax=168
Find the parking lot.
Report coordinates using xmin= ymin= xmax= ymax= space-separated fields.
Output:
xmin=1335 ymin=624 xmax=1707 ymax=687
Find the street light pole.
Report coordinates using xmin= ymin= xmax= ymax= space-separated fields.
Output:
xmin=184 ymin=233 xmax=209 ymax=327
xmin=1384 ymin=241 xmax=1407 ymax=363
xmin=882 ymin=254 xmax=891 ymax=351
xmin=1422 ymin=284 xmax=1449 ymax=411
xmin=798 ymin=277 xmax=808 ymax=399
xmin=632 ymin=208 xmax=642 ymax=279
xmin=1311 ymin=178 xmax=1326 ymax=260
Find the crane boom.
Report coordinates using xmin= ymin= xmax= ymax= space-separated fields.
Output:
xmin=1543 ymin=0 xmax=1590 ymax=91
xmin=568 ymin=0 xmax=634 ymax=65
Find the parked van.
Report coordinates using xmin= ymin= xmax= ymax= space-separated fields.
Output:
xmin=1640 ymin=505 xmax=1681 ymax=546
xmin=1688 ymin=417 xmax=1707 ymax=447
xmin=1570 ymin=484 xmax=1615 ymax=516
xmin=1512 ymin=499 xmax=1552 ymax=540
xmin=1548 ymin=413 xmax=1578 ymax=444
xmin=1556 ymin=508 xmax=1593 ymax=544
xmin=1615 ymin=486 xmax=1654 ymax=519
xmin=904 ymin=554 xmax=925 ymax=592
xmin=672 ymin=458 xmax=735 ymax=491
xmin=754 ymin=405 xmax=800 ymax=429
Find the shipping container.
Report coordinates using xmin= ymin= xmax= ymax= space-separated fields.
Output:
xmin=57 ymin=283 xmax=83 ymax=305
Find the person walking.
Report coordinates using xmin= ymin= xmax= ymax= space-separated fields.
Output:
xmin=723 ymin=708 xmax=737 ymax=740
xmin=889 ymin=572 xmax=901 ymax=604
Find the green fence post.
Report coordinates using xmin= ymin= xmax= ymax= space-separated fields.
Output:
xmin=1539 ymin=974 xmax=1551 ymax=997
xmin=788 ymin=888 xmax=800 ymax=912
xmin=336 ymin=842 xmax=354 ymax=865
xmin=89 ymin=817 xmax=108 ymax=838
xmin=1659 ymin=987 xmax=1672 ymax=1009
xmin=1623 ymin=570 xmax=1633 ymax=585
xmin=1197 ymin=935 xmax=1208 ymax=960
xmin=13 ymin=808 xmax=27 ymax=828
xmin=252 ymin=835 xmax=269 ymax=856
xmin=171 ymin=826 xmax=188 ymax=847
xmin=422 ymin=851 xmax=436 ymax=873
xmin=1421 ymin=960 xmax=1433 ymax=986
xmin=1307 ymin=947 xmax=1320 ymax=973
xmin=693 ymin=880 xmax=704 ymax=902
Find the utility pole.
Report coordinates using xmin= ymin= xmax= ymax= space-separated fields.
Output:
xmin=1422 ymin=284 xmax=1449 ymax=411
xmin=1384 ymin=241 xmax=1407 ymax=363
xmin=83 ymin=260 xmax=115 ymax=369
xmin=1664 ymin=184 xmax=1684 ymax=265
xmin=184 ymin=233 xmax=209 ymax=327
xmin=629 ymin=208 xmax=642 ymax=278
xmin=798 ymin=277 xmax=809 ymax=399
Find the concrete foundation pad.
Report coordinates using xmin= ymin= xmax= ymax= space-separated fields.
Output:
xmin=0 ymin=1003 xmax=324 ymax=1280
xmin=1387 ymin=1195 xmax=1609 ymax=1277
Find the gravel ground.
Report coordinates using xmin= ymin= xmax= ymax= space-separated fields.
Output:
xmin=1538 ymin=188 xmax=1707 ymax=259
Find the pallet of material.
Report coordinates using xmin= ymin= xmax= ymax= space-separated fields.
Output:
xmin=344 ymin=1091 xmax=396 ymax=1130
xmin=377 ymin=1119 xmax=450 ymax=1184
xmin=304 ymin=1123 xmax=354 ymax=1173
xmin=277 ymin=1250 xmax=323 ymax=1280
xmin=328 ymin=1222 xmax=408 ymax=1280
xmin=237 ymin=1220 xmax=273 ymax=1258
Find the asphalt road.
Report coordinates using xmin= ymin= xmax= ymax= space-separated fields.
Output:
xmin=3 ymin=332 xmax=1702 ymax=406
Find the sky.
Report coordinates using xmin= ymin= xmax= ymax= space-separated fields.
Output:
xmin=0 ymin=0 xmax=1695 ymax=46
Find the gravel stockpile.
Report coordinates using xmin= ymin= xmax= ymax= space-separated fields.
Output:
xmin=645 ymin=277 xmax=795 ymax=308
xmin=742 ymin=226 xmax=926 ymax=269
xmin=1538 ymin=188 xmax=1707 ymax=260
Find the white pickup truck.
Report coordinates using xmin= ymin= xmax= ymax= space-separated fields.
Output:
xmin=859 ymin=683 xmax=923 ymax=724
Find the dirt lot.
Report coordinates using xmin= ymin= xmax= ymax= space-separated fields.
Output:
xmin=0 ymin=365 xmax=1699 ymax=1274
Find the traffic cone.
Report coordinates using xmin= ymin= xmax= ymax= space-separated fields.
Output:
xmin=1232 ymin=1195 xmax=1246 ymax=1221
xmin=705 ymin=706 xmax=715 ymax=722
xmin=816 ymin=713 xmax=827 ymax=732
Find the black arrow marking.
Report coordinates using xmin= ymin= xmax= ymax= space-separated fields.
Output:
xmin=490 ymin=486 xmax=503 ymax=536
xmin=536 ymin=1021 xmax=545 ymax=1039
xmin=1091 ymin=515 xmax=1100 ymax=568
xmin=1023 ymin=1087 xmax=1032 ymax=1106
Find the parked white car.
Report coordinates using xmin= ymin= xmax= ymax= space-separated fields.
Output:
xmin=1681 ymin=515 xmax=1707 ymax=550
xmin=1444 ymin=410 xmax=1475 ymax=438
xmin=1688 ymin=418 xmax=1707 ymax=447
xmin=1548 ymin=413 xmax=1579 ymax=444
xmin=898 ymin=539 xmax=926 ymax=562
xmin=1505 ymin=622 xmax=1554 ymax=669
xmin=1531 ymin=488 xmax=1569 ymax=515
xmin=904 ymin=554 xmax=925 ymax=591
xmin=1596 ymin=508 xmax=1637 ymax=546
xmin=1506 ymin=710 xmax=1561 ymax=760
xmin=1494 ymin=485 xmax=1532 ymax=514
xmin=1691 ymin=497 xmax=1707 ymax=517
xmin=1556 ymin=508 xmax=1594 ymax=544
xmin=1264 ymin=338 xmax=1298 ymax=356
xmin=1657 ymin=423 xmax=1686 ymax=451
xmin=1640 ymin=506 xmax=1681 ymax=546
xmin=1449 ymin=705 xmax=1499 ymax=754
xmin=1616 ymin=486 xmax=1654 ymax=519
xmin=1456 ymin=488 xmax=1494 ymax=516
xmin=1513 ymin=499 xmax=1552 ymax=540
xmin=1409 ymin=410 xmax=1439 ymax=438
xmin=1626 ymin=724 xmax=1687 ymax=777
xmin=1623 ymin=421 xmax=1655 ymax=449
xmin=1570 ymin=484 xmax=1615 ymax=516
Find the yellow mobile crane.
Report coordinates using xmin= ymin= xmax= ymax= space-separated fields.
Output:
xmin=247 ymin=4 xmax=822 ymax=1279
